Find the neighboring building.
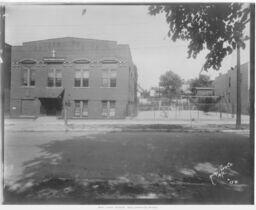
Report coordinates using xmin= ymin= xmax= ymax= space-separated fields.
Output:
xmin=213 ymin=62 xmax=249 ymax=114
xmin=192 ymin=87 xmax=215 ymax=96
xmin=3 ymin=43 xmax=12 ymax=114
xmin=10 ymin=37 xmax=137 ymax=119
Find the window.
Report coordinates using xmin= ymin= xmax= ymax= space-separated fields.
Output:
xmin=21 ymin=68 xmax=28 ymax=86
xmin=74 ymin=70 xmax=81 ymax=87
xmin=82 ymin=100 xmax=88 ymax=117
xmin=82 ymin=70 xmax=89 ymax=87
xmin=47 ymin=69 xmax=55 ymax=87
xmin=56 ymin=69 xmax=62 ymax=87
xmin=74 ymin=100 xmax=88 ymax=117
xmin=102 ymin=100 xmax=108 ymax=116
xmin=74 ymin=100 xmax=81 ymax=117
xmin=74 ymin=69 xmax=89 ymax=87
xmin=110 ymin=70 xmax=117 ymax=87
xmin=102 ymin=100 xmax=116 ymax=117
xmin=47 ymin=69 xmax=62 ymax=87
xmin=101 ymin=69 xmax=117 ymax=87
xmin=30 ymin=69 xmax=36 ymax=86
xmin=109 ymin=100 xmax=116 ymax=117
xmin=21 ymin=68 xmax=35 ymax=87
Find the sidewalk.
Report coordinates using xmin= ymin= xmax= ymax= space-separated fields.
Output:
xmin=4 ymin=115 xmax=250 ymax=134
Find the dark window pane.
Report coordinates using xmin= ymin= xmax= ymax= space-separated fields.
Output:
xmin=56 ymin=78 xmax=62 ymax=87
xmin=48 ymin=69 xmax=54 ymax=87
xmin=74 ymin=69 xmax=81 ymax=87
xmin=74 ymin=78 xmax=81 ymax=87
xmin=74 ymin=100 xmax=81 ymax=117
xmin=82 ymin=78 xmax=89 ymax=87
xmin=30 ymin=69 xmax=35 ymax=86
xmin=22 ymin=69 xmax=28 ymax=86
xmin=55 ymin=70 xmax=62 ymax=87
xmin=48 ymin=78 xmax=54 ymax=87
xmin=110 ymin=78 xmax=116 ymax=87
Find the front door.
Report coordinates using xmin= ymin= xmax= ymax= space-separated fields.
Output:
xmin=21 ymin=99 xmax=35 ymax=115
xmin=39 ymin=98 xmax=62 ymax=116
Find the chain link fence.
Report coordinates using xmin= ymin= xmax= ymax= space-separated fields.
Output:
xmin=137 ymin=96 xmax=239 ymax=121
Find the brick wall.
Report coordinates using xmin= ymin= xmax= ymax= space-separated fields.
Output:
xmin=10 ymin=37 xmax=137 ymax=118
xmin=213 ymin=62 xmax=249 ymax=114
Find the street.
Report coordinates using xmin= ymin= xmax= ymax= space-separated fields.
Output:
xmin=4 ymin=129 xmax=253 ymax=204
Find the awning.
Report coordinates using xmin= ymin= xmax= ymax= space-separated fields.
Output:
xmin=36 ymin=88 xmax=64 ymax=98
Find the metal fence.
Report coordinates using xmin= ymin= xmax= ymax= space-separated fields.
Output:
xmin=136 ymin=96 xmax=238 ymax=121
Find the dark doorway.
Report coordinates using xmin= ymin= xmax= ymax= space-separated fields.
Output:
xmin=39 ymin=98 xmax=62 ymax=116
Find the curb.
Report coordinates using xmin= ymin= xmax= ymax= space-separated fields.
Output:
xmin=5 ymin=127 xmax=249 ymax=134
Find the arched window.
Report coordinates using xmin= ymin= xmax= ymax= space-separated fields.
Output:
xmin=21 ymin=67 xmax=36 ymax=87
xmin=100 ymin=59 xmax=119 ymax=64
xmin=19 ymin=60 xmax=36 ymax=87
xmin=19 ymin=59 xmax=37 ymax=65
xmin=73 ymin=59 xmax=91 ymax=64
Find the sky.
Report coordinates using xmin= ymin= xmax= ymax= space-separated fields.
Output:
xmin=5 ymin=4 xmax=250 ymax=90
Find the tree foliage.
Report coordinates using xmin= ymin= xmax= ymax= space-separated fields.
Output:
xmin=148 ymin=3 xmax=250 ymax=71
xmin=141 ymin=89 xmax=150 ymax=98
xmin=189 ymin=74 xmax=212 ymax=90
xmin=159 ymin=70 xmax=182 ymax=98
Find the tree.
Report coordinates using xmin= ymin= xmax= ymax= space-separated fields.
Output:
xmin=159 ymin=70 xmax=182 ymax=99
xmin=141 ymin=89 xmax=150 ymax=98
xmin=189 ymin=74 xmax=212 ymax=91
xmin=148 ymin=3 xmax=250 ymax=71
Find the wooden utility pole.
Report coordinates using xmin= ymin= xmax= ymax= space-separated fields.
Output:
xmin=236 ymin=45 xmax=241 ymax=129
xmin=249 ymin=4 xmax=255 ymax=143
xmin=0 ymin=5 xmax=5 ymax=193
xmin=249 ymin=3 xmax=255 ymax=205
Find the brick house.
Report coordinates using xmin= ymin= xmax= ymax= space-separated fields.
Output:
xmin=213 ymin=62 xmax=249 ymax=115
xmin=3 ymin=43 xmax=12 ymax=114
xmin=10 ymin=37 xmax=137 ymax=119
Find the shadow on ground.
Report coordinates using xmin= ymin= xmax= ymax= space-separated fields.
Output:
xmin=4 ymin=131 xmax=253 ymax=204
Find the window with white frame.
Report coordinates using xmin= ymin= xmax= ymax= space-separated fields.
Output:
xmin=102 ymin=100 xmax=116 ymax=117
xmin=74 ymin=100 xmax=88 ymax=117
xmin=21 ymin=68 xmax=36 ymax=87
xmin=101 ymin=69 xmax=117 ymax=87
xmin=74 ymin=69 xmax=90 ymax=87
xmin=47 ymin=68 xmax=62 ymax=87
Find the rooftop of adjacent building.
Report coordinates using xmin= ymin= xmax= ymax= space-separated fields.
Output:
xmin=215 ymin=62 xmax=249 ymax=79
xmin=14 ymin=36 xmax=126 ymax=47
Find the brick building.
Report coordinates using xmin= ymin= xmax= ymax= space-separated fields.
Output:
xmin=10 ymin=37 xmax=137 ymax=119
xmin=213 ymin=62 xmax=249 ymax=114
xmin=3 ymin=43 xmax=12 ymax=114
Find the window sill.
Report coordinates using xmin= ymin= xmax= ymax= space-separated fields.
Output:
xmin=73 ymin=87 xmax=90 ymax=88
xmin=100 ymin=87 xmax=117 ymax=88
xmin=21 ymin=86 xmax=35 ymax=88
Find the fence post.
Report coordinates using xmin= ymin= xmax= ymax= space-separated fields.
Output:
xmin=219 ymin=97 xmax=222 ymax=119
xmin=189 ymin=99 xmax=192 ymax=121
